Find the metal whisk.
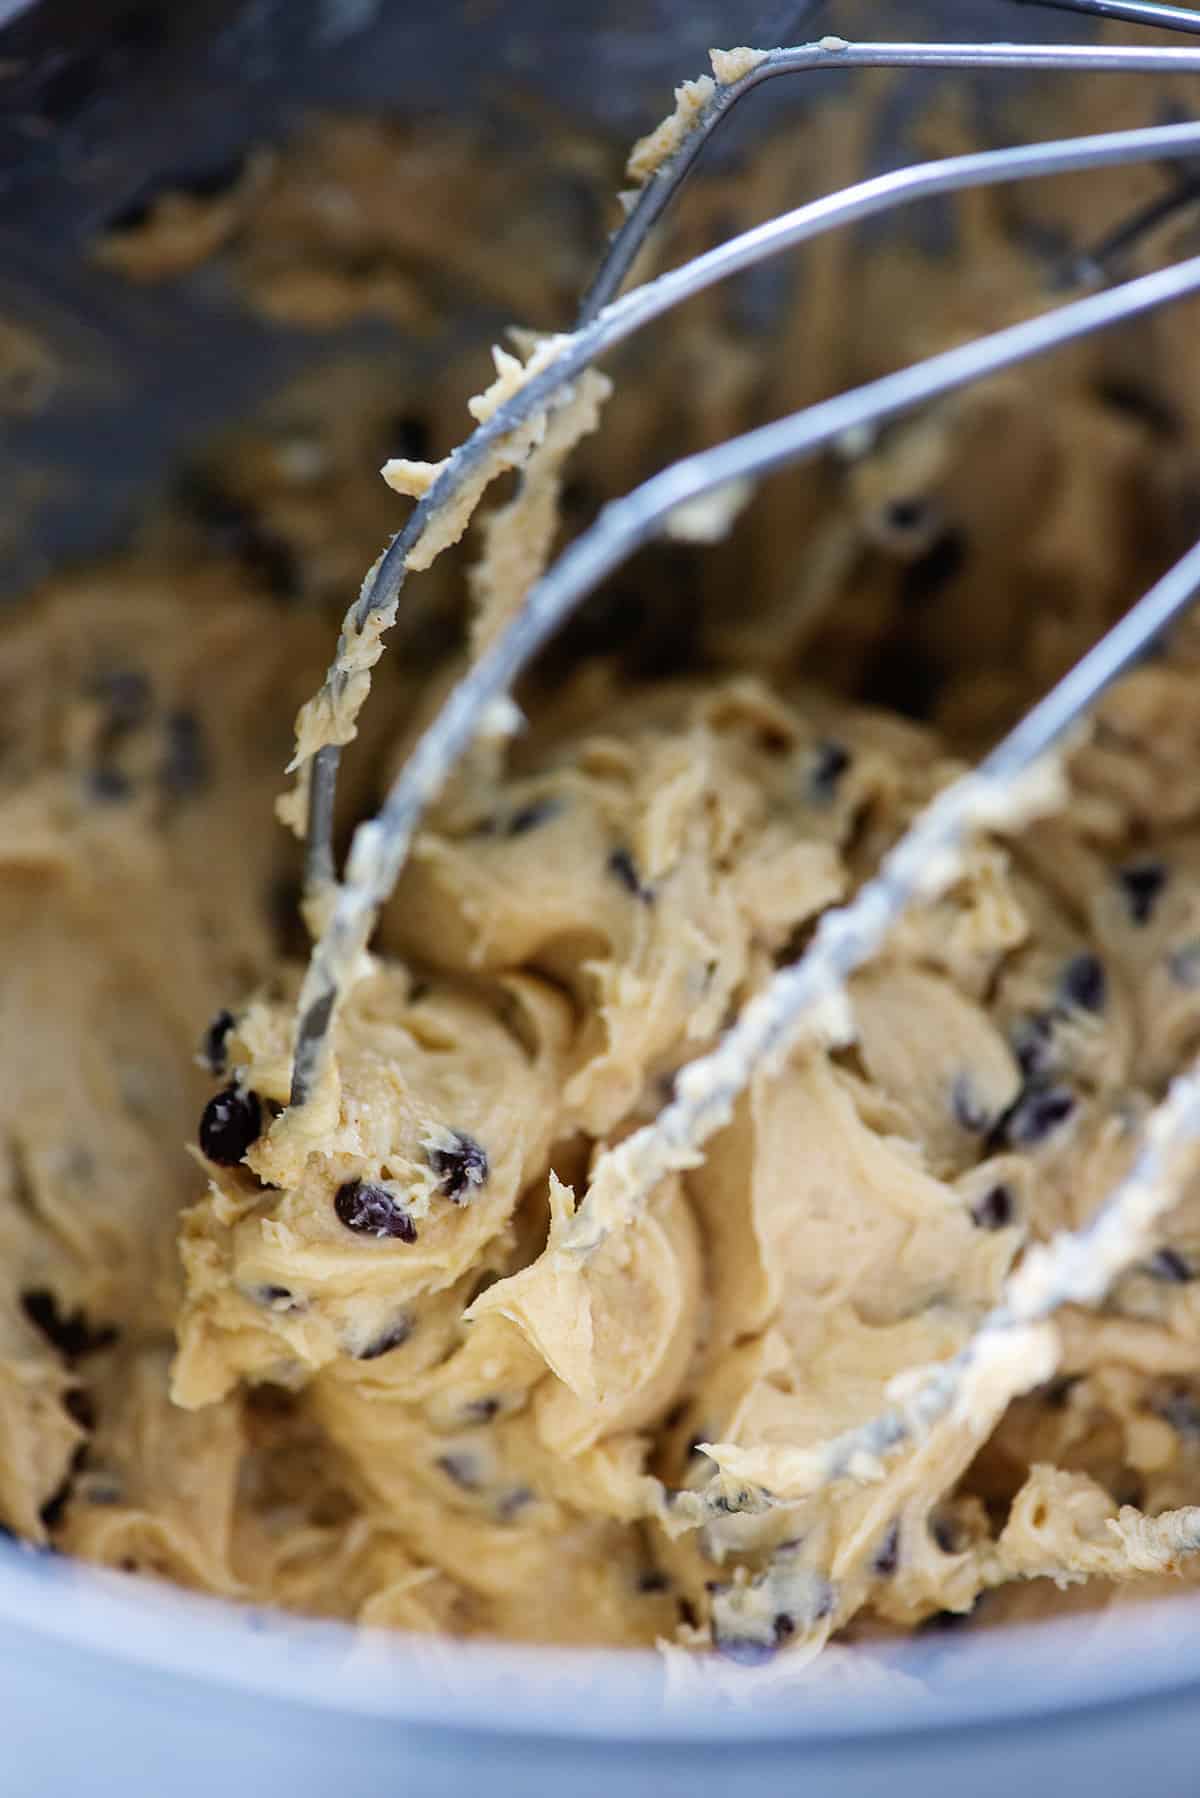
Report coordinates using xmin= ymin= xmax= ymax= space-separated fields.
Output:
xmin=280 ymin=0 xmax=1200 ymax=1521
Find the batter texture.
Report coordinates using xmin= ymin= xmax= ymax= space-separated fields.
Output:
xmin=5 ymin=34 xmax=1200 ymax=1673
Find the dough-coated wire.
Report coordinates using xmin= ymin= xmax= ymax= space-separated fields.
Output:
xmin=566 ymin=534 xmax=1200 ymax=1253
xmin=296 ymin=38 xmax=1200 ymax=902
xmin=689 ymin=1058 xmax=1200 ymax=1515
xmin=287 ymin=261 xmax=1200 ymax=1106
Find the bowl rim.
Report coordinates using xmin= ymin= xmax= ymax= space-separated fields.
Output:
xmin=2 ymin=1533 xmax=1199 ymax=1741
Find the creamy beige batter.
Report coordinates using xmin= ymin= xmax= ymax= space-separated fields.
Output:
xmin=6 ymin=27 xmax=1200 ymax=1671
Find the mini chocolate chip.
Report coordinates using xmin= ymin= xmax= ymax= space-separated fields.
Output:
xmin=1112 ymin=1472 xmax=1145 ymax=1509
xmin=161 ymin=708 xmax=209 ymax=796
xmin=1148 ymin=1247 xmax=1194 ymax=1283
xmin=505 ymin=797 xmax=560 ymax=836
xmin=436 ymin=1452 xmax=481 ymax=1490
xmin=1060 ymin=952 xmax=1107 ymax=1015
xmin=334 ymin=1180 xmax=417 ymax=1243
xmin=1118 ymin=859 xmax=1167 ymax=926
xmin=21 ymin=1290 xmax=118 ymax=1361
xmin=91 ymin=668 xmax=151 ymax=734
xmin=607 ymin=846 xmax=654 ymax=904
xmin=201 ymin=1009 xmax=236 ymax=1076
xmin=677 ymin=1597 xmax=699 ymax=1629
xmin=884 ymin=498 xmax=930 ymax=535
xmin=873 ymin=1521 xmax=900 ymax=1576
xmin=357 ymin=1315 xmax=413 ymax=1360
xmin=773 ymin=1611 xmax=796 ymax=1641
xmin=1042 ymin=1374 xmax=1081 ymax=1409
xmin=248 ymin=1284 xmax=301 ymax=1310
xmin=177 ymin=470 xmax=299 ymax=599
xmin=64 ymin=1388 xmax=96 ymax=1432
xmin=811 ymin=1581 xmax=835 ymax=1622
xmin=198 ymin=1086 xmax=262 ymax=1165
xmin=715 ymin=1633 xmax=777 ymax=1667
xmin=39 ymin=1480 xmax=73 ymax=1532
xmin=427 ymin=1132 xmax=489 ymax=1203
xmin=496 ymin=1485 xmax=534 ymax=1521
xmin=1154 ymin=1387 xmax=1200 ymax=1436
xmin=919 ymin=1607 xmax=971 ymax=1634
xmin=971 ymin=1184 xmax=1016 ymax=1230
xmin=999 ymin=1084 xmax=1076 ymax=1148
xmin=951 ymin=1073 xmax=992 ymax=1134
xmin=1012 ymin=1011 xmax=1056 ymax=1080
xmin=89 ymin=765 xmax=131 ymax=803
xmin=637 ymin=1569 xmax=671 ymax=1594
xmin=899 ymin=528 xmax=968 ymax=606
xmin=809 ymin=739 xmax=851 ymax=802
xmin=930 ymin=1514 xmax=961 ymax=1555
xmin=384 ymin=412 xmax=431 ymax=461
xmin=1168 ymin=942 xmax=1200 ymax=988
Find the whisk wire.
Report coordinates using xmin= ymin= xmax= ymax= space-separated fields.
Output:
xmin=290 ymin=246 xmax=1200 ymax=1104
xmin=300 ymin=37 xmax=1200 ymax=901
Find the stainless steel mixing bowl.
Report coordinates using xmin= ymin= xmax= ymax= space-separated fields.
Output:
xmin=2 ymin=2 xmax=1199 ymax=1791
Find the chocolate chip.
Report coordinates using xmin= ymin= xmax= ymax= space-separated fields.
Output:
xmin=714 ymin=1632 xmax=777 ymax=1667
xmin=930 ymin=1514 xmax=962 ymax=1554
xmin=63 ymin=1388 xmax=96 ymax=1432
xmin=773 ymin=1611 xmax=796 ymax=1641
xmin=177 ymin=471 xmax=299 ymax=600
xmin=39 ymin=1480 xmax=73 ymax=1532
xmin=607 ymin=846 xmax=654 ymax=904
xmin=971 ymin=1184 xmax=1016 ymax=1230
xmin=858 ymin=640 xmax=943 ymax=722
xmin=91 ymin=668 xmax=152 ymax=734
xmin=1059 ymin=952 xmax=1107 ymax=1015
xmin=248 ymin=1284 xmax=301 ymax=1310
xmin=198 ymin=1085 xmax=262 ymax=1165
xmin=200 ymin=1009 xmax=236 ymax=1076
xmin=1154 ymin=1386 xmax=1200 ymax=1436
xmin=89 ymin=765 xmax=131 ymax=803
xmin=495 ymin=1485 xmax=534 ymax=1522
xmin=357 ymin=1315 xmax=413 ymax=1360
xmin=811 ymin=1580 xmax=835 ymax=1622
xmin=160 ymin=709 xmax=209 ymax=797
xmin=334 ymin=1180 xmax=417 ymax=1242
xmin=998 ymin=1084 xmax=1076 ymax=1148
xmin=427 ymin=1132 xmax=488 ymax=1203
xmin=1117 ymin=860 xmax=1167 ymax=926
xmin=883 ymin=498 xmax=929 ymax=535
xmin=505 ymin=797 xmax=560 ymax=836
xmin=809 ymin=739 xmax=851 ymax=802
xmin=637 ymin=1569 xmax=671 ymax=1593
xmin=384 ymin=412 xmax=431 ymax=461
xmin=435 ymin=1452 xmax=480 ymax=1490
xmin=1012 ymin=1012 xmax=1056 ymax=1080
xmin=1094 ymin=376 xmax=1177 ymax=438
xmin=899 ymin=528 xmax=968 ymax=606
xmin=1168 ymin=942 xmax=1200 ymax=989
xmin=951 ymin=1074 xmax=992 ymax=1134
xmin=21 ymin=1290 xmax=118 ymax=1362
xmin=919 ymin=1607 xmax=971 ymax=1634
xmin=1148 ymin=1247 xmax=1194 ymax=1283
xmin=873 ymin=1521 xmax=900 ymax=1576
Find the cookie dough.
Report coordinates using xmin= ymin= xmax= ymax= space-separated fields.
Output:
xmin=6 ymin=29 xmax=1200 ymax=1673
